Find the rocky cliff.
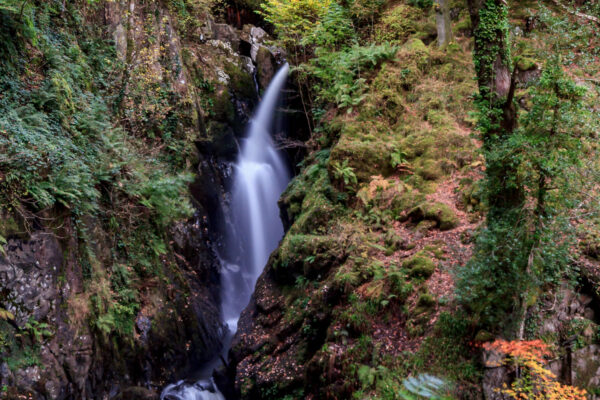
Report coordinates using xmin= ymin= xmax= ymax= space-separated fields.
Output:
xmin=0 ymin=0 xmax=282 ymax=398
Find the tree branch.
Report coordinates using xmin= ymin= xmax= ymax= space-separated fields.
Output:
xmin=550 ymin=0 xmax=600 ymax=25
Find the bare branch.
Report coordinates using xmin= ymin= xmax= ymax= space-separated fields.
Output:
xmin=550 ymin=0 xmax=600 ymax=25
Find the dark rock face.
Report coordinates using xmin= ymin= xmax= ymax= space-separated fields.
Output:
xmin=226 ymin=264 xmax=320 ymax=399
xmin=0 ymin=232 xmax=83 ymax=400
xmin=1 ymin=234 xmax=62 ymax=328
xmin=0 ymin=219 xmax=224 ymax=399
xmin=0 ymin=2 xmax=261 ymax=399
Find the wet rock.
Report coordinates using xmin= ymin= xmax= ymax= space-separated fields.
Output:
xmin=255 ymin=46 xmax=276 ymax=91
xmin=115 ymin=386 xmax=159 ymax=400
xmin=136 ymin=315 xmax=152 ymax=342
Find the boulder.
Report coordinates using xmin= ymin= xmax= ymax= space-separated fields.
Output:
xmin=255 ymin=45 xmax=276 ymax=91
xmin=211 ymin=22 xmax=241 ymax=51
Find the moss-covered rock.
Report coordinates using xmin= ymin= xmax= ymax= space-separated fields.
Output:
xmin=384 ymin=231 xmax=406 ymax=255
xmin=416 ymin=159 xmax=444 ymax=181
xmin=224 ymin=61 xmax=257 ymax=100
xmin=417 ymin=292 xmax=436 ymax=308
xmin=273 ymin=234 xmax=346 ymax=281
xmin=0 ymin=213 xmax=27 ymax=240
xmin=407 ymin=202 xmax=458 ymax=230
xmin=281 ymin=159 xmax=343 ymax=234
xmin=196 ymin=121 xmax=238 ymax=159
xmin=211 ymin=87 xmax=235 ymax=122
xmin=330 ymin=132 xmax=395 ymax=183
xmin=390 ymin=186 xmax=425 ymax=218
xmin=403 ymin=255 xmax=436 ymax=278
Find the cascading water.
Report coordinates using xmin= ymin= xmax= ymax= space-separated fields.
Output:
xmin=161 ymin=63 xmax=291 ymax=400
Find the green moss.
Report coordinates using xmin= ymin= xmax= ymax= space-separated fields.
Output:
xmin=459 ymin=178 xmax=484 ymax=212
xmin=282 ymin=160 xmax=343 ymax=234
xmin=273 ymin=234 xmax=345 ymax=279
xmin=224 ymin=62 xmax=256 ymax=99
xmin=384 ymin=231 xmax=405 ymax=255
xmin=417 ymin=292 xmax=436 ymax=308
xmin=391 ymin=187 xmax=424 ymax=217
xmin=0 ymin=214 xmax=25 ymax=239
xmin=415 ymin=219 xmax=437 ymax=234
xmin=416 ymin=159 xmax=443 ymax=181
xmin=375 ymin=5 xmax=420 ymax=44
xmin=517 ymin=57 xmax=537 ymax=71
xmin=408 ymin=202 xmax=458 ymax=230
xmin=210 ymin=88 xmax=235 ymax=122
xmin=454 ymin=16 xmax=472 ymax=35
xmin=330 ymin=135 xmax=395 ymax=182
xmin=425 ymin=109 xmax=453 ymax=127
xmin=423 ymin=244 xmax=445 ymax=259
xmin=332 ymin=262 xmax=363 ymax=292
xmin=197 ymin=121 xmax=237 ymax=158
xmin=403 ymin=255 xmax=436 ymax=278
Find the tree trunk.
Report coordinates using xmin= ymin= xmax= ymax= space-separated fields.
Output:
xmin=435 ymin=0 xmax=453 ymax=47
xmin=466 ymin=0 xmax=523 ymax=218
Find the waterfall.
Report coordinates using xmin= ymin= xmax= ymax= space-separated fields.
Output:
xmin=161 ymin=63 xmax=290 ymax=400
xmin=220 ymin=62 xmax=290 ymax=334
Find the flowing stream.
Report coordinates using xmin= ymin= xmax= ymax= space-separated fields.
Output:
xmin=161 ymin=63 xmax=291 ymax=400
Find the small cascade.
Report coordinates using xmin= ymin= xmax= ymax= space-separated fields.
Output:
xmin=161 ymin=64 xmax=291 ymax=400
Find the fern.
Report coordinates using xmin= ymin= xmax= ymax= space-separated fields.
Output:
xmin=331 ymin=159 xmax=357 ymax=187
xmin=400 ymin=374 xmax=453 ymax=400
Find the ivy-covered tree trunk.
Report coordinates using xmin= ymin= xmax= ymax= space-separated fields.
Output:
xmin=467 ymin=0 xmax=522 ymax=219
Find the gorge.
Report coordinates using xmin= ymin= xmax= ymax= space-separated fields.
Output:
xmin=162 ymin=63 xmax=291 ymax=400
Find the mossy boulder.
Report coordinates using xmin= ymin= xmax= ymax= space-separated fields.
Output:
xmin=384 ymin=231 xmax=406 ymax=255
xmin=330 ymin=135 xmax=395 ymax=183
xmin=224 ymin=61 xmax=257 ymax=100
xmin=273 ymin=234 xmax=346 ymax=281
xmin=282 ymin=166 xmax=342 ymax=234
xmin=416 ymin=159 xmax=444 ymax=181
xmin=0 ymin=213 xmax=27 ymax=240
xmin=256 ymin=45 xmax=276 ymax=91
xmin=417 ymin=292 xmax=436 ymax=308
xmin=407 ymin=202 xmax=458 ymax=230
xmin=402 ymin=39 xmax=430 ymax=71
xmin=403 ymin=255 xmax=436 ymax=278
xmin=459 ymin=177 xmax=483 ymax=212
xmin=391 ymin=187 xmax=424 ymax=217
xmin=415 ymin=219 xmax=437 ymax=234
xmin=517 ymin=57 xmax=537 ymax=71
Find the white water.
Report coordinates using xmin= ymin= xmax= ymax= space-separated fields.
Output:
xmin=161 ymin=63 xmax=290 ymax=400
